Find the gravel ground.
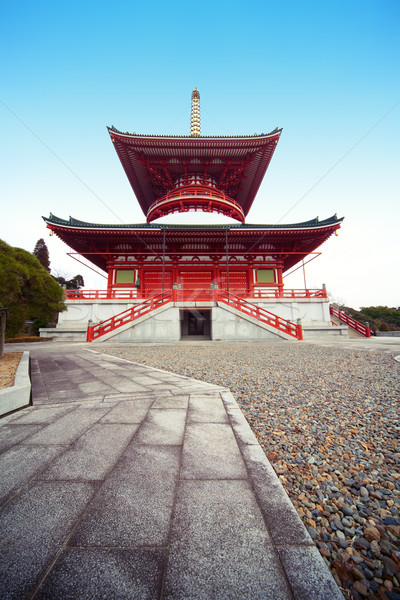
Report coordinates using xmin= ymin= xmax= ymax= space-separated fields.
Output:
xmin=102 ymin=341 xmax=400 ymax=600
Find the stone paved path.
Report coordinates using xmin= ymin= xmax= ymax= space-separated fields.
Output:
xmin=0 ymin=342 xmax=343 ymax=599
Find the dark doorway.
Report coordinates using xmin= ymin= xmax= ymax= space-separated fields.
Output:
xmin=181 ymin=310 xmax=211 ymax=339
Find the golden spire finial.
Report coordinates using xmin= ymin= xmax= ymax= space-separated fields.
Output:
xmin=190 ymin=88 xmax=201 ymax=137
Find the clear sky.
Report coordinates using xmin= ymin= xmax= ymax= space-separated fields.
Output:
xmin=1 ymin=0 xmax=399 ymax=309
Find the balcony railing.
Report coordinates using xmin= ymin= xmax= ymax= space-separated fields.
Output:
xmin=66 ymin=287 xmax=328 ymax=301
xmin=252 ymin=288 xmax=327 ymax=299
xmin=65 ymin=289 xmax=138 ymax=300
xmin=146 ymin=185 xmax=245 ymax=223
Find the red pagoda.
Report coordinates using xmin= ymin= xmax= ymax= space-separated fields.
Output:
xmin=42 ymin=89 xmax=344 ymax=342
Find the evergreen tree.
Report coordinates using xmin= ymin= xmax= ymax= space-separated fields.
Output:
xmin=0 ymin=239 xmax=65 ymax=337
xmin=33 ymin=238 xmax=51 ymax=272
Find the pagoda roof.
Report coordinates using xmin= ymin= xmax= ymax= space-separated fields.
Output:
xmin=107 ymin=127 xmax=282 ymax=218
xmin=43 ymin=213 xmax=343 ymax=274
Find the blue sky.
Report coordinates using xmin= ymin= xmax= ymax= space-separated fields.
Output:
xmin=1 ymin=0 xmax=399 ymax=309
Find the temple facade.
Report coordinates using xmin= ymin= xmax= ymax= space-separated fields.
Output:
xmin=41 ymin=90 xmax=346 ymax=342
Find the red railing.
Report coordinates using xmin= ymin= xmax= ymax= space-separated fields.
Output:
xmin=147 ymin=185 xmax=245 ymax=223
xmin=66 ymin=289 xmax=138 ymax=300
xmin=330 ymin=306 xmax=371 ymax=338
xmin=86 ymin=291 xmax=172 ymax=342
xmin=67 ymin=288 xmax=327 ymax=301
xmin=252 ymin=288 xmax=327 ymax=299
xmin=217 ymin=291 xmax=303 ymax=340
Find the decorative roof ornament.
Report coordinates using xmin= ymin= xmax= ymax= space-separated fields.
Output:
xmin=190 ymin=88 xmax=201 ymax=137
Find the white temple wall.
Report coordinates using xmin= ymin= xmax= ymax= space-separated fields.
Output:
xmin=106 ymin=307 xmax=181 ymax=343
xmin=57 ymin=300 xmax=137 ymax=327
xmin=254 ymin=298 xmax=330 ymax=325
xmin=211 ymin=307 xmax=282 ymax=341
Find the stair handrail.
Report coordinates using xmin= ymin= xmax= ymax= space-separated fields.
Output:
xmin=217 ymin=290 xmax=303 ymax=340
xmin=329 ymin=306 xmax=371 ymax=337
xmin=86 ymin=291 xmax=173 ymax=342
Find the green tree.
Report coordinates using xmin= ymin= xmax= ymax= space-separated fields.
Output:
xmin=0 ymin=239 xmax=65 ymax=337
xmin=54 ymin=274 xmax=85 ymax=289
xmin=360 ymin=306 xmax=400 ymax=330
xmin=33 ymin=238 xmax=51 ymax=272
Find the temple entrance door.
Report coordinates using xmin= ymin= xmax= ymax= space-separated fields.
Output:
xmin=179 ymin=270 xmax=213 ymax=300
xmin=143 ymin=270 xmax=173 ymax=296
xmin=220 ymin=270 xmax=248 ymax=296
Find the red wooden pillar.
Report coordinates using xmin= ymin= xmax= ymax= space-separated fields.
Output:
xmin=106 ymin=261 xmax=114 ymax=294
xmin=246 ymin=257 xmax=254 ymax=297
xmin=137 ymin=258 xmax=144 ymax=299
xmin=276 ymin=264 xmax=284 ymax=297
xmin=212 ymin=256 xmax=219 ymax=300
xmin=172 ymin=257 xmax=180 ymax=288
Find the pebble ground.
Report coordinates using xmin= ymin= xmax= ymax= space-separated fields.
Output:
xmin=101 ymin=341 xmax=400 ymax=600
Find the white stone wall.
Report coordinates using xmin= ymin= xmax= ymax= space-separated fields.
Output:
xmin=103 ymin=307 xmax=181 ymax=343
xmin=254 ymin=298 xmax=330 ymax=325
xmin=211 ymin=307 xmax=282 ymax=341
xmin=57 ymin=300 xmax=138 ymax=328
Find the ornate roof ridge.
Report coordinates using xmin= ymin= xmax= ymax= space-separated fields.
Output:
xmin=107 ymin=125 xmax=282 ymax=139
xmin=43 ymin=214 xmax=343 ymax=230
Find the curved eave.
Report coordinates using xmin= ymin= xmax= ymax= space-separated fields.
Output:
xmin=43 ymin=213 xmax=343 ymax=231
xmin=107 ymin=127 xmax=282 ymax=218
xmin=43 ymin=214 xmax=343 ymax=273
xmin=107 ymin=127 xmax=282 ymax=141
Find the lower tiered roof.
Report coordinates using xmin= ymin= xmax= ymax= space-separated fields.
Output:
xmin=43 ymin=214 xmax=343 ymax=273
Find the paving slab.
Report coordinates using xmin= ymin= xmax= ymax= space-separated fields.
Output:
xmin=37 ymin=423 xmax=138 ymax=481
xmin=0 ymin=342 xmax=343 ymax=599
xmin=3 ymin=404 xmax=74 ymax=425
xmin=0 ymin=481 xmax=96 ymax=600
xmin=188 ymin=392 xmax=229 ymax=423
xmin=152 ymin=394 xmax=189 ymax=409
xmin=23 ymin=405 xmax=111 ymax=445
xmin=107 ymin=380 xmax=150 ymax=393
xmin=163 ymin=479 xmax=292 ymax=600
xmin=0 ymin=444 xmax=65 ymax=505
xmin=70 ymin=444 xmax=181 ymax=547
xmin=0 ymin=423 xmax=43 ymax=452
xmin=181 ymin=423 xmax=248 ymax=480
xmin=35 ymin=548 xmax=167 ymax=600
xmin=135 ymin=408 xmax=186 ymax=445
xmin=100 ymin=398 xmax=154 ymax=423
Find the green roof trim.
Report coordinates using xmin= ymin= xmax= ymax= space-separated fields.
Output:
xmin=44 ymin=214 xmax=343 ymax=231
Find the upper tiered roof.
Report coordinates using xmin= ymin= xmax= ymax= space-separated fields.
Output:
xmin=108 ymin=88 xmax=282 ymax=223
xmin=108 ymin=127 xmax=282 ymax=222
